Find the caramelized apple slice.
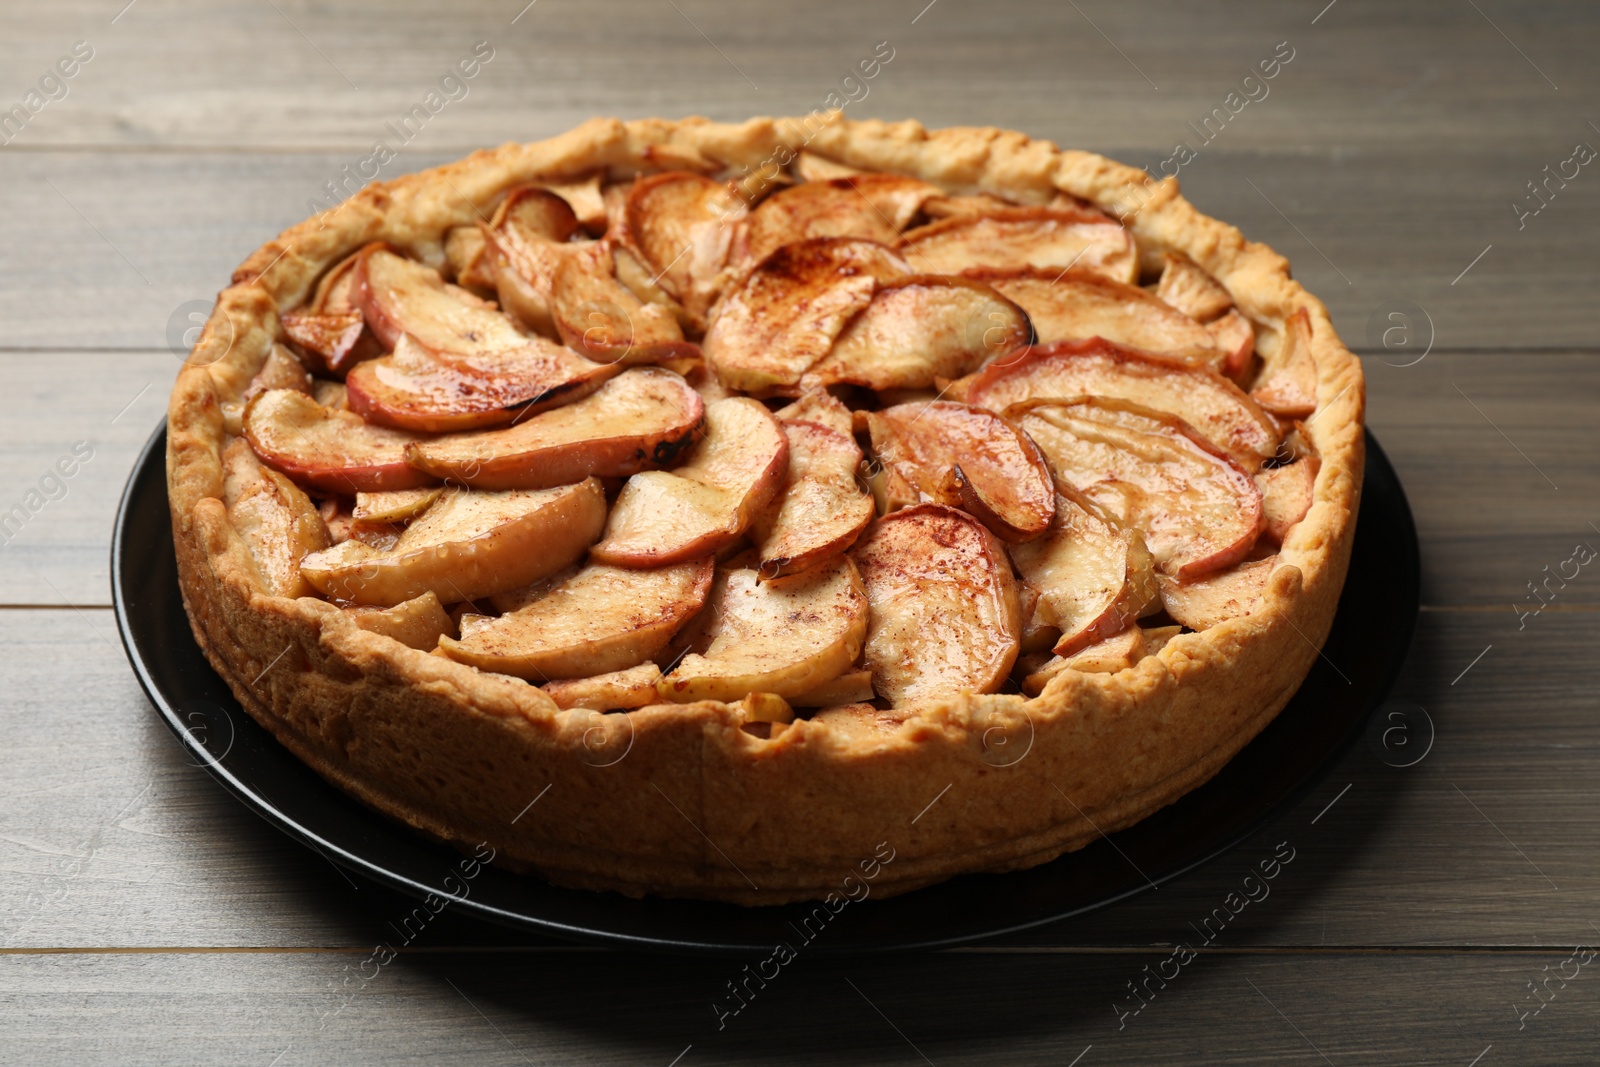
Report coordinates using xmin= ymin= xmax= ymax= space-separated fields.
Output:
xmin=543 ymin=662 xmax=665 ymax=710
xmin=658 ymin=556 xmax=868 ymax=702
xmin=852 ymin=504 xmax=1021 ymax=703
xmin=865 ymin=401 xmax=1055 ymax=543
xmin=1009 ymin=489 xmax=1160 ymax=656
xmin=1154 ymin=252 xmax=1233 ymax=322
xmin=549 ymin=241 xmax=699 ymax=364
xmin=281 ymin=310 xmax=383 ymax=376
xmin=897 ymin=207 xmax=1137 ymax=283
xmin=346 ymin=334 xmax=620 ymax=433
xmin=964 ymin=338 xmax=1280 ymax=467
xmin=789 ymin=668 xmax=875 ymax=707
xmin=352 ymin=487 xmax=442 ymax=524
xmin=1159 ymin=556 xmax=1281 ymax=630
xmin=752 ymin=419 xmax=875 ymax=578
xmin=1010 ymin=397 xmax=1265 ymax=580
xmin=702 ymin=237 xmax=910 ymax=393
xmin=739 ymin=174 xmax=940 ymax=270
xmin=300 ymin=480 xmax=606 ymax=606
xmin=546 ymin=173 xmax=608 ymax=234
xmin=624 ymin=171 xmax=747 ymax=327
xmin=1252 ymin=308 xmax=1319 ymax=418
xmin=591 ymin=397 xmax=788 ymax=566
xmin=1208 ymin=309 xmax=1257 ymax=381
xmin=354 ymin=245 xmax=526 ymax=355
xmin=1257 ymin=457 xmax=1320 ymax=544
xmin=344 ymin=590 xmax=454 ymax=650
xmin=221 ymin=437 xmax=331 ymax=599
xmin=970 ymin=268 xmax=1233 ymax=368
xmin=799 ymin=276 xmax=1032 ymax=393
xmin=773 ymin=388 xmax=854 ymax=438
xmin=1021 ymin=625 xmax=1149 ymax=695
xmin=437 ymin=558 xmax=713 ymax=680
xmin=404 ymin=367 xmax=704 ymax=490
xmin=242 ymin=389 xmax=436 ymax=493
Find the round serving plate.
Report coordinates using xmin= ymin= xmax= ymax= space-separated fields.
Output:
xmin=114 ymin=423 xmax=1418 ymax=956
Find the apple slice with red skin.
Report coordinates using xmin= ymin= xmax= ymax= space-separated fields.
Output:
xmin=968 ymin=268 xmax=1233 ymax=369
xmin=737 ymin=174 xmax=941 ymax=271
xmin=473 ymin=187 xmax=583 ymax=337
xmin=798 ymin=276 xmax=1033 ymax=393
xmin=1209 ymin=309 xmax=1256 ymax=382
xmin=590 ymin=397 xmax=789 ymax=567
xmin=865 ymin=400 xmax=1055 ymax=543
xmin=1009 ymin=488 xmax=1160 ymax=657
xmin=624 ymin=171 xmax=747 ymax=328
xmin=702 ymin=237 xmax=910 ymax=394
xmin=346 ymin=333 xmax=621 ymax=433
xmin=437 ymin=558 xmax=714 ymax=681
xmin=1257 ymin=456 xmax=1320 ymax=544
xmin=1252 ymin=308 xmax=1319 ymax=418
xmin=221 ymin=437 xmax=331 ymax=600
xmin=897 ymin=207 xmax=1138 ymax=284
xmin=1159 ymin=556 xmax=1283 ymax=630
xmin=354 ymin=245 xmax=526 ymax=355
xmin=1010 ymin=396 xmax=1265 ymax=580
xmin=1154 ymin=251 xmax=1233 ymax=323
xmin=404 ymin=367 xmax=705 ymax=490
xmin=243 ymin=388 xmax=438 ymax=493
xmin=852 ymin=504 xmax=1022 ymax=704
xmin=773 ymin=388 xmax=854 ymax=438
xmin=301 ymin=479 xmax=606 ymax=607
xmin=963 ymin=338 xmax=1281 ymax=468
xmin=549 ymin=241 xmax=700 ymax=364
xmin=752 ymin=418 xmax=875 ymax=578
xmin=279 ymin=247 xmax=385 ymax=375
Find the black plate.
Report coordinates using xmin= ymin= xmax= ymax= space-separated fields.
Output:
xmin=114 ymin=423 xmax=1418 ymax=956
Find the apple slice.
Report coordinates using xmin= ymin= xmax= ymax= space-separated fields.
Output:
xmin=964 ymin=338 xmax=1281 ymax=467
xmin=1010 ymin=397 xmax=1265 ymax=580
xmin=897 ymin=207 xmax=1138 ymax=283
xmin=702 ymin=237 xmax=910 ymax=393
xmin=624 ymin=171 xmax=747 ymax=327
xmin=773 ymin=388 xmax=854 ymax=438
xmin=1159 ymin=556 xmax=1281 ymax=630
xmin=968 ymin=268 xmax=1233 ymax=368
xmin=752 ymin=419 xmax=875 ymax=578
xmin=865 ymin=401 xmax=1055 ymax=543
xmin=221 ymin=437 xmax=332 ymax=599
xmin=1208 ymin=309 xmax=1256 ymax=381
xmin=542 ymin=662 xmax=665 ymax=710
xmin=591 ymin=397 xmax=789 ymax=566
xmin=300 ymin=479 xmax=606 ymax=606
xmin=346 ymin=333 xmax=621 ymax=433
xmin=1257 ymin=457 xmax=1320 ymax=544
xmin=1009 ymin=489 xmax=1160 ymax=656
xmin=657 ymin=555 xmax=869 ymax=702
xmin=852 ymin=504 xmax=1021 ymax=703
xmin=921 ymin=192 xmax=1019 ymax=219
xmin=799 ymin=276 xmax=1033 ymax=393
xmin=738 ymin=174 xmax=941 ymax=271
xmin=544 ymin=173 xmax=608 ymax=234
xmin=1021 ymin=625 xmax=1148 ymax=695
xmin=1252 ymin=308 xmax=1318 ymax=418
xmin=549 ymin=240 xmax=700 ymax=364
xmin=404 ymin=367 xmax=705 ymax=490
xmin=354 ymin=245 xmax=522 ymax=355
xmin=280 ymin=309 xmax=383 ymax=377
xmin=352 ymin=487 xmax=443 ymax=524
xmin=437 ymin=558 xmax=714 ymax=680
xmin=1154 ymin=251 xmax=1233 ymax=322
xmin=789 ymin=668 xmax=875 ymax=707
xmin=344 ymin=590 xmax=455 ymax=650
xmin=242 ymin=388 xmax=437 ymax=493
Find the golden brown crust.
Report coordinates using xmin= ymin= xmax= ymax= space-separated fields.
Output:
xmin=168 ymin=115 xmax=1364 ymax=904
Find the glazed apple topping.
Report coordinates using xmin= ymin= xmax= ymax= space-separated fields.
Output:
xmin=233 ymin=160 xmax=1321 ymax=706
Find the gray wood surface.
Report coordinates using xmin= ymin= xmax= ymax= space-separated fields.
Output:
xmin=2 ymin=0 xmax=1598 ymax=1063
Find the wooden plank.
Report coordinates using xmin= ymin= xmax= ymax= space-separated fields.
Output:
xmin=2 ymin=608 xmax=1596 ymax=952
xmin=0 ymin=0 xmax=1591 ymax=152
xmin=0 ymin=948 xmax=1590 ymax=1065
xmin=2 ymin=146 xmax=1597 ymax=351
xmin=3 ymin=348 xmax=1595 ymax=606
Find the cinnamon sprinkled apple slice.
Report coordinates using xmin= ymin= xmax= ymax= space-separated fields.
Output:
xmin=702 ymin=237 xmax=910 ymax=393
xmin=852 ymin=504 xmax=1022 ymax=703
xmin=799 ymin=276 xmax=1032 ymax=393
xmin=354 ymin=245 xmax=523 ymax=355
xmin=1159 ymin=556 xmax=1283 ymax=630
xmin=1010 ymin=397 xmax=1265 ymax=580
xmin=549 ymin=241 xmax=700 ymax=364
xmin=243 ymin=388 xmax=437 ymax=494
xmin=404 ymin=367 xmax=705 ymax=490
xmin=865 ymin=400 xmax=1055 ymax=543
xmin=300 ymin=480 xmax=606 ymax=606
xmin=344 ymin=591 xmax=455 ymax=651
xmin=591 ymin=397 xmax=788 ymax=566
xmin=1252 ymin=308 xmax=1319 ymax=418
xmin=623 ymin=171 xmax=748 ymax=328
xmin=1257 ymin=456 xmax=1320 ymax=544
xmin=542 ymin=662 xmax=665 ymax=711
xmin=738 ymin=174 xmax=941 ymax=271
xmin=964 ymin=338 xmax=1281 ymax=468
xmin=281 ymin=248 xmax=385 ymax=375
xmin=897 ymin=207 xmax=1138 ymax=283
xmin=1154 ymin=252 xmax=1234 ymax=323
xmin=481 ymin=187 xmax=582 ymax=337
xmin=221 ymin=437 xmax=331 ymax=599
xmin=437 ymin=558 xmax=714 ymax=681
xmin=773 ymin=388 xmax=854 ymax=438
xmin=752 ymin=419 xmax=875 ymax=578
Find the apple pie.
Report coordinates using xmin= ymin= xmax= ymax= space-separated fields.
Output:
xmin=167 ymin=117 xmax=1363 ymax=904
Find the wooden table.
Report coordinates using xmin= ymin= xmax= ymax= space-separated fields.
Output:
xmin=3 ymin=1 xmax=1597 ymax=1062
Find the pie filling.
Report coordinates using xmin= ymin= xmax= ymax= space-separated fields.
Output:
xmin=225 ymin=157 xmax=1325 ymax=722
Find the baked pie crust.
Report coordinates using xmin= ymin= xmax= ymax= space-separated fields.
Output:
xmin=167 ymin=116 xmax=1364 ymax=904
